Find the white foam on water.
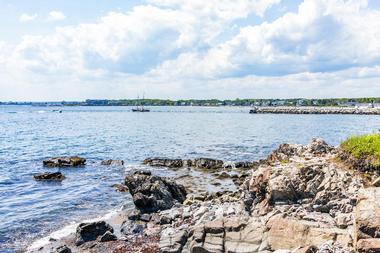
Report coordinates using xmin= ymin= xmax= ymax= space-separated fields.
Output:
xmin=27 ymin=208 xmax=121 ymax=251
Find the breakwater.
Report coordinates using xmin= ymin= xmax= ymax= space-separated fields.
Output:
xmin=249 ymin=106 xmax=380 ymax=115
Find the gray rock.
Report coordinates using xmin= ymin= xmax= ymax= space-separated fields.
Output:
xmin=34 ymin=172 xmax=65 ymax=181
xmin=101 ymin=159 xmax=124 ymax=166
xmin=99 ymin=231 xmax=117 ymax=242
xmin=43 ymin=156 xmax=86 ymax=167
xmin=160 ymin=230 xmax=188 ymax=253
xmin=55 ymin=245 xmax=72 ymax=253
xmin=125 ymin=171 xmax=187 ymax=213
xmin=75 ymin=221 xmax=114 ymax=246
xmin=193 ymin=158 xmax=224 ymax=170
xmin=143 ymin=158 xmax=183 ymax=168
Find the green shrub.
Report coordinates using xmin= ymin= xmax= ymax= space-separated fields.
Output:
xmin=341 ymin=133 xmax=380 ymax=167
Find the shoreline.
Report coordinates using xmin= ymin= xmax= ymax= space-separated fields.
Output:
xmin=26 ymin=139 xmax=380 ymax=253
xmin=249 ymin=106 xmax=380 ymax=115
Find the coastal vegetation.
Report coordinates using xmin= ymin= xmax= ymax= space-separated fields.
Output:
xmin=341 ymin=133 xmax=380 ymax=168
xmin=1 ymin=97 xmax=380 ymax=107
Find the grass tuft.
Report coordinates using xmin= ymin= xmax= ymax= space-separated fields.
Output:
xmin=341 ymin=133 xmax=380 ymax=167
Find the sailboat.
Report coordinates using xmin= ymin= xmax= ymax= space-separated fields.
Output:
xmin=132 ymin=94 xmax=150 ymax=112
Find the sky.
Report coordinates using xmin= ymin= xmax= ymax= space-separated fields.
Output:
xmin=0 ymin=0 xmax=380 ymax=101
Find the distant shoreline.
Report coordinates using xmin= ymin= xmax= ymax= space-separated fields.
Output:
xmin=1 ymin=97 xmax=380 ymax=107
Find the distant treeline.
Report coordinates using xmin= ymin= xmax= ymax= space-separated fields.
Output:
xmin=2 ymin=97 xmax=380 ymax=107
xmin=83 ymin=98 xmax=380 ymax=107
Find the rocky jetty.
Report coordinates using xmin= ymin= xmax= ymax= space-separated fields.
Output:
xmin=34 ymin=172 xmax=65 ymax=181
xmin=29 ymin=138 xmax=380 ymax=253
xmin=43 ymin=156 xmax=86 ymax=167
xmin=249 ymin=106 xmax=380 ymax=115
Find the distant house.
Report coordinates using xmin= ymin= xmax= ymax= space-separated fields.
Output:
xmin=296 ymin=99 xmax=307 ymax=106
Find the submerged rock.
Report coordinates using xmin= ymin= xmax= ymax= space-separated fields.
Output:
xmin=101 ymin=159 xmax=124 ymax=166
xmin=75 ymin=221 xmax=114 ymax=246
xmin=34 ymin=172 xmax=65 ymax=181
xmin=125 ymin=171 xmax=187 ymax=213
xmin=193 ymin=158 xmax=224 ymax=170
xmin=43 ymin=156 xmax=86 ymax=167
xmin=143 ymin=158 xmax=184 ymax=168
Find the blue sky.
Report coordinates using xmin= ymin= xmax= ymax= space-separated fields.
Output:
xmin=0 ymin=0 xmax=380 ymax=101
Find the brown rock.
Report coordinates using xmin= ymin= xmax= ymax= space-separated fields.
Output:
xmin=355 ymin=188 xmax=380 ymax=240
xmin=34 ymin=172 xmax=65 ymax=181
xmin=43 ymin=156 xmax=86 ymax=167
xmin=356 ymin=239 xmax=380 ymax=252
xmin=267 ymin=215 xmax=351 ymax=250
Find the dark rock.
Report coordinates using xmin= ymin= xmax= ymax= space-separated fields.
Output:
xmin=308 ymin=138 xmax=334 ymax=155
xmin=193 ymin=158 xmax=224 ymax=170
xmin=160 ymin=215 xmax=173 ymax=225
xmin=234 ymin=161 xmax=258 ymax=169
xmin=99 ymin=231 xmax=117 ymax=242
xmin=75 ymin=221 xmax=114 ymax=246
xmin=43 ymin=156 xmax=86 ymax=167
xmin=125 ymin=171 xmax=187 ymax=213
xmin=34 ymin=172 xmax=65 ymax=181
xmin=101 ymin=159 xmax=124 ymax=166
xmin=121 ymin=219 xmax=146 ymax=236
xmin=143 ymin=158 xmax=183 ymax=168
xmin=128 ymin=209 xmax=141 ymax=221
xmin=216 ymin=172 xmax=231 ymax=179
xmin=55 ymin=245 xmax=72 ymax=253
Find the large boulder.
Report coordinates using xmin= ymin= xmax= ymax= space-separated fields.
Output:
xmin=75 ymin=221 xmax=114 ymax=246
xmin=43 ymin=156 xmax=86 ymax=167
xmin=34 ymin=172 xmax=65 ymax=181
xmin=125 ymin=171 xmax=187 ymax=213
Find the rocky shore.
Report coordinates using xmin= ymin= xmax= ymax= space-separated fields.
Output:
xmin=249 ymin=106 xmax=380 ymax=115
xmin=28 ymin=139 xmax=380 ymax=253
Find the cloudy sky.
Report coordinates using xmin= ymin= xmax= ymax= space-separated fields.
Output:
xmin=1 ymin=0 xmax=380 ymax=101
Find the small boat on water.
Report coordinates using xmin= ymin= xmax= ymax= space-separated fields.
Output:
xmin=132 ymin=107 xmax=150 ymax=112
xmin=132 ymin=95 xmax=150 ymax=112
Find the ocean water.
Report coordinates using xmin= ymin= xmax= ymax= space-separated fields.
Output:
xmin=1 ymin=105 xmax=380 ymax=252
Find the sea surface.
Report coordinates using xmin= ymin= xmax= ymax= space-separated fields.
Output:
xmin=1 ymin=105 xmax=380 ymax=252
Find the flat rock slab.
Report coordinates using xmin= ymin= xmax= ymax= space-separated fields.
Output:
xmin=34 ymin=172 xmax=65 ymax=181
xmin=43 ymin=156 xmax=86 ymax=167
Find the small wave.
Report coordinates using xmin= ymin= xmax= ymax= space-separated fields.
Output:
xmin=27 ymin=209 xmax=121 ymax=251
xmin=37 ymin=110 xmax=47 ymax=114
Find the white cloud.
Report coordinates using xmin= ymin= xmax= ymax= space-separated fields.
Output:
xmin=19 ymin=13 xmax=38 ymax=22
xmin=148 ymin=0 xmax=282 ymax=19
xmin=150 ymin=0 xmax=380 ymax=79
xmin=2 ymin=0 xmax=380 ymax=101
xmin=47 ymin=11 xmax=66 ymax=21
